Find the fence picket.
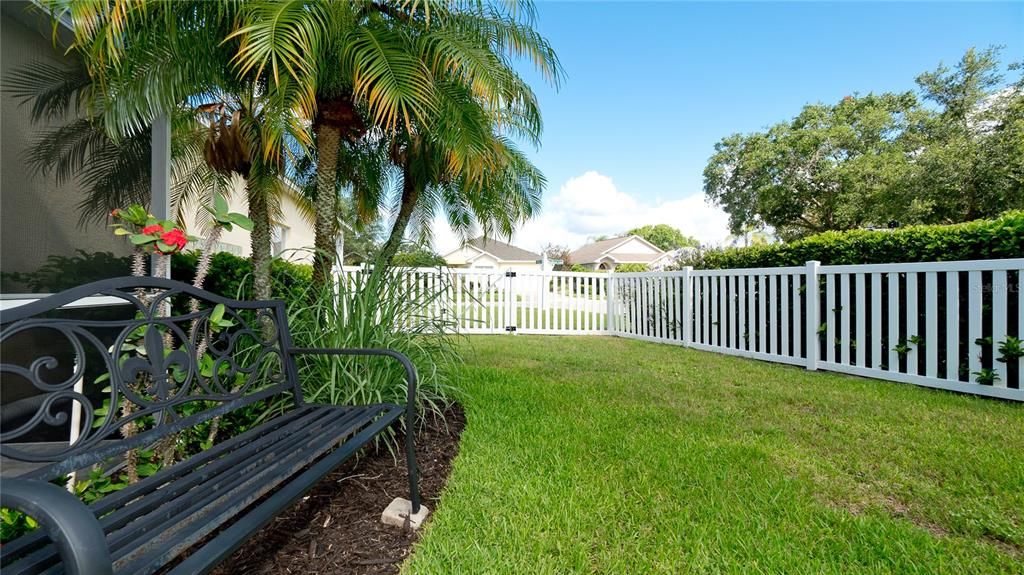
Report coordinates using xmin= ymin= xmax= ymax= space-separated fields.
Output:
xmin=715 ymin=276 xmax=721 ymax=344
xmin=855 ymin=273 xmax=865 ymax=367
xmin=871 ymin=273 xmax=882 ymax=369
xmin=781 ymin=275 xmax=790 ymax=357
xmin=758 ymin=275 xmax=768 ymax=353
xmin=888 ymin=272 xmax=900 ymax=373
xmin=906 ymin=272 xmax=919 ymax=375
xmin=768 ymin=275 xmax=777 ymax=355
xmin=946 ymin=272 xmax=960 ymax=380
xmin=682 ymin=269 xmax=692 ymax=345
xmin=826 ymin=274 xmax=836 ymax=363
xmin=792 ymin=274 xmax=802 ymax=360
xmin=992 ymin=270 xmax=1008 ymax=387
xmin=733 ymin=276 xmax=741 ymax=347
xmin=700 ymin=276 xmax=708 ymax=341
xmin=738 ymin=275 xmax=747 ymax=351
xmin=925 ymin=272 xmax=938 ymax=378
xmin=840 ymin=274 xmax=850 ymax=365
xmin=968 ymin=271 xmax=982 ymax=379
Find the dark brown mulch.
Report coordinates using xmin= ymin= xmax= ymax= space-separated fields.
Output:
xmin=213 ymin=405 xmax=465 ymax=575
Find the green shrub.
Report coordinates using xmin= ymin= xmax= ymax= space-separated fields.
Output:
xmin=391 ymin=248 xmax=447 ymax=268
xmin=172 ymin=251 xmax=312 ymax=303
xmin=682 ymin=211 xmax=1024 ymax=269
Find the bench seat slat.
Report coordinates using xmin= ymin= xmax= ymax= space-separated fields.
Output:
xmin=167 ymin=403 xmax=405 ymax=575
xmin=107 ymin=407 xmax=365 ymax=558
xmin=3 ymin=404 xmax=401 ymax=575
xmin=0 ymin=406 xmax=323 ymax=564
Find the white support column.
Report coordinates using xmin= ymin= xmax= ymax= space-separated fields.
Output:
xmin=805 ymin=261 xmax=820 ymax=370
xmin=150 ymin=114 xmax=172 ymax=277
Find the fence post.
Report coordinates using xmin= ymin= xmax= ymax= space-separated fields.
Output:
xmin=805 ymin=260 xmax=820 ymax=371
xmin=681 ymin=267 xmax=692 ymax=346
xmin=606 ymin=271 xmax=615 ymax=334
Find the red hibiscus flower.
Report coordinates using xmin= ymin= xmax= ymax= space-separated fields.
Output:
xmin=141 ymin=224 xmax=164 ymax=235
xmin=158 ymin=229 xmax=188 ymax=254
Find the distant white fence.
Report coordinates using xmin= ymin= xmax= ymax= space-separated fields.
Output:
xmin=342 ymin=259 xmax=1024 ymax=401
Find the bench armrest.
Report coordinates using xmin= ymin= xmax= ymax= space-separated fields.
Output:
xmin=287 ymin=347 xmax=418 ymax=414
xmin=0 ymin=478 xmax=111 ymax=575
xmin=286 ymin=347 xmax=423 ymax=512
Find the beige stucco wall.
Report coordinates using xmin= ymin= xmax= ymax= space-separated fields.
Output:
xmin=444 ymin=246 xmax=542 ymax=272
xmin=443 ymin=245 xmax=479 ymax=266
xmin=505 ymin=261 xmax=542 ymax=272
xmin=180 ymin=176 xmax=315 ymax=264
xmin=1 ymin=5 xmax=130 ymax=288
xmin=608 ymin=237 xmax=660 ymax=256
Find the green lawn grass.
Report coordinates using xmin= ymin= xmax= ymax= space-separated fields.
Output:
xmin=406 ymin=336 xmax=1024 ymax=574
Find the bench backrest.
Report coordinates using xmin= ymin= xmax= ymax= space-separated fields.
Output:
xmin=0 ymin=277 xmax=301 ymax=480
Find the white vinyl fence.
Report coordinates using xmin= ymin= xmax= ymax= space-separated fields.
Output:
xmin=343 ymin=259 xmax=1024 ymax=401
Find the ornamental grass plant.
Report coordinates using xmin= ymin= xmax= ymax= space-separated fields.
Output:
xmin=280 ymin=264 xmax=462 ymax=428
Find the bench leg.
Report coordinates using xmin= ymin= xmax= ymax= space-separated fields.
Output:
xmin=404 ymin=411 xmax=421 ymax=513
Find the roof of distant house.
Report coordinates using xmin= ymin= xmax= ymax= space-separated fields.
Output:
xmin=570 ymin=235 xmax=667 ymax=264
xmin=459 ymin=237 xmax=541 ymax=261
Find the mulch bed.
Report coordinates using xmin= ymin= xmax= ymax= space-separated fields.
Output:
xmin=213 ymin=404 xmax=465 ymax=575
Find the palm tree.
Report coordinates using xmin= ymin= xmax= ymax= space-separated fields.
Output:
xmin=229 ymin=0 xmax=562 ymax=273
xmin=46 ymin=0 xmax=310 ymax=298
xmin=5 ymin=61 xmax=228 ymax=226
xmin=229 ymin=1 xmax=433 ymax=283
xmin=376 ymin=78 xmax=546 ymax=263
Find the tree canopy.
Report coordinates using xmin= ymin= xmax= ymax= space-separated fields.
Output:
xmin=703 ymin=47 xmax=1024 ymax=241
xmin=627 ymin=224 xmax=700 ymax=251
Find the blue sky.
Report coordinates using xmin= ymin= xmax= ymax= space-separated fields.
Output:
xmin=434 ymin=1 xmax=1024 ymax=253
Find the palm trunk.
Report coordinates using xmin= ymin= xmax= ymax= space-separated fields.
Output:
xmin=313 ymin=125 xmax=342 ymax=287
xmin=192 ymin=228 xmax=222 ymax=296
xmin=248 ymin=182 xmax=272 ymax=300
xmin=378 ymin=159 xmax=421 ymax=266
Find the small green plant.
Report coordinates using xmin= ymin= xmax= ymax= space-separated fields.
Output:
xmin=893 ymin=340 xmax=912 ymax=356
xmin=973 ymin=368 xmax=1000 ymax=386
xmin=1 ymin=507 xmax=37 ymax=542
xmin=204 ymin=193 xmax=254 ymax=232
xmin=996 ymin=336 xmax=1023 ymax=363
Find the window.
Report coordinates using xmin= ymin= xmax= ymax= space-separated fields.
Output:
xmin=271 ymin=225 xmax=289 ymax=257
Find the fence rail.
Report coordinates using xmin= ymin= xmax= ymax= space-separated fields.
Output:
xmin=342 ymin=259 xmax=1024 ymax=401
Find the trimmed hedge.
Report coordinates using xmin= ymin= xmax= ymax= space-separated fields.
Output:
xmin=686 ymin=211 xmax=1024 ymax=270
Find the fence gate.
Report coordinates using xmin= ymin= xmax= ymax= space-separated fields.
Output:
xmin=443 ymin=269 xmax=508 ymax=334
xmin=447 ymin=270 xmax=610 ymax=335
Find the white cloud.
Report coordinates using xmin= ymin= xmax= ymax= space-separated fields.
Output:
xmin=431 ymin=170 xmax=731 ymax=254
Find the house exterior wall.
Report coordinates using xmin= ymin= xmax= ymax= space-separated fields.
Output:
xmin=444 ymin=247 xmax=542 ymax=272
xmin=607 ymin=237 xmax=660 ymax=256
xmin=504 ymin=261 xmax=542 ymax=272
xmin=180 ymin=176 xmax=315 ymax=264
xmin=443 ymin=245 xmax=482 ymax=267
xmin=465 ymin=253 xmax=499 ymax=269
xmin=0 ymin=6 xmax=131 ymax=290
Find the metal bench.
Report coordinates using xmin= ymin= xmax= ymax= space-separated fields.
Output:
xmin=0 ymin=276 xmax=421 ymax=574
